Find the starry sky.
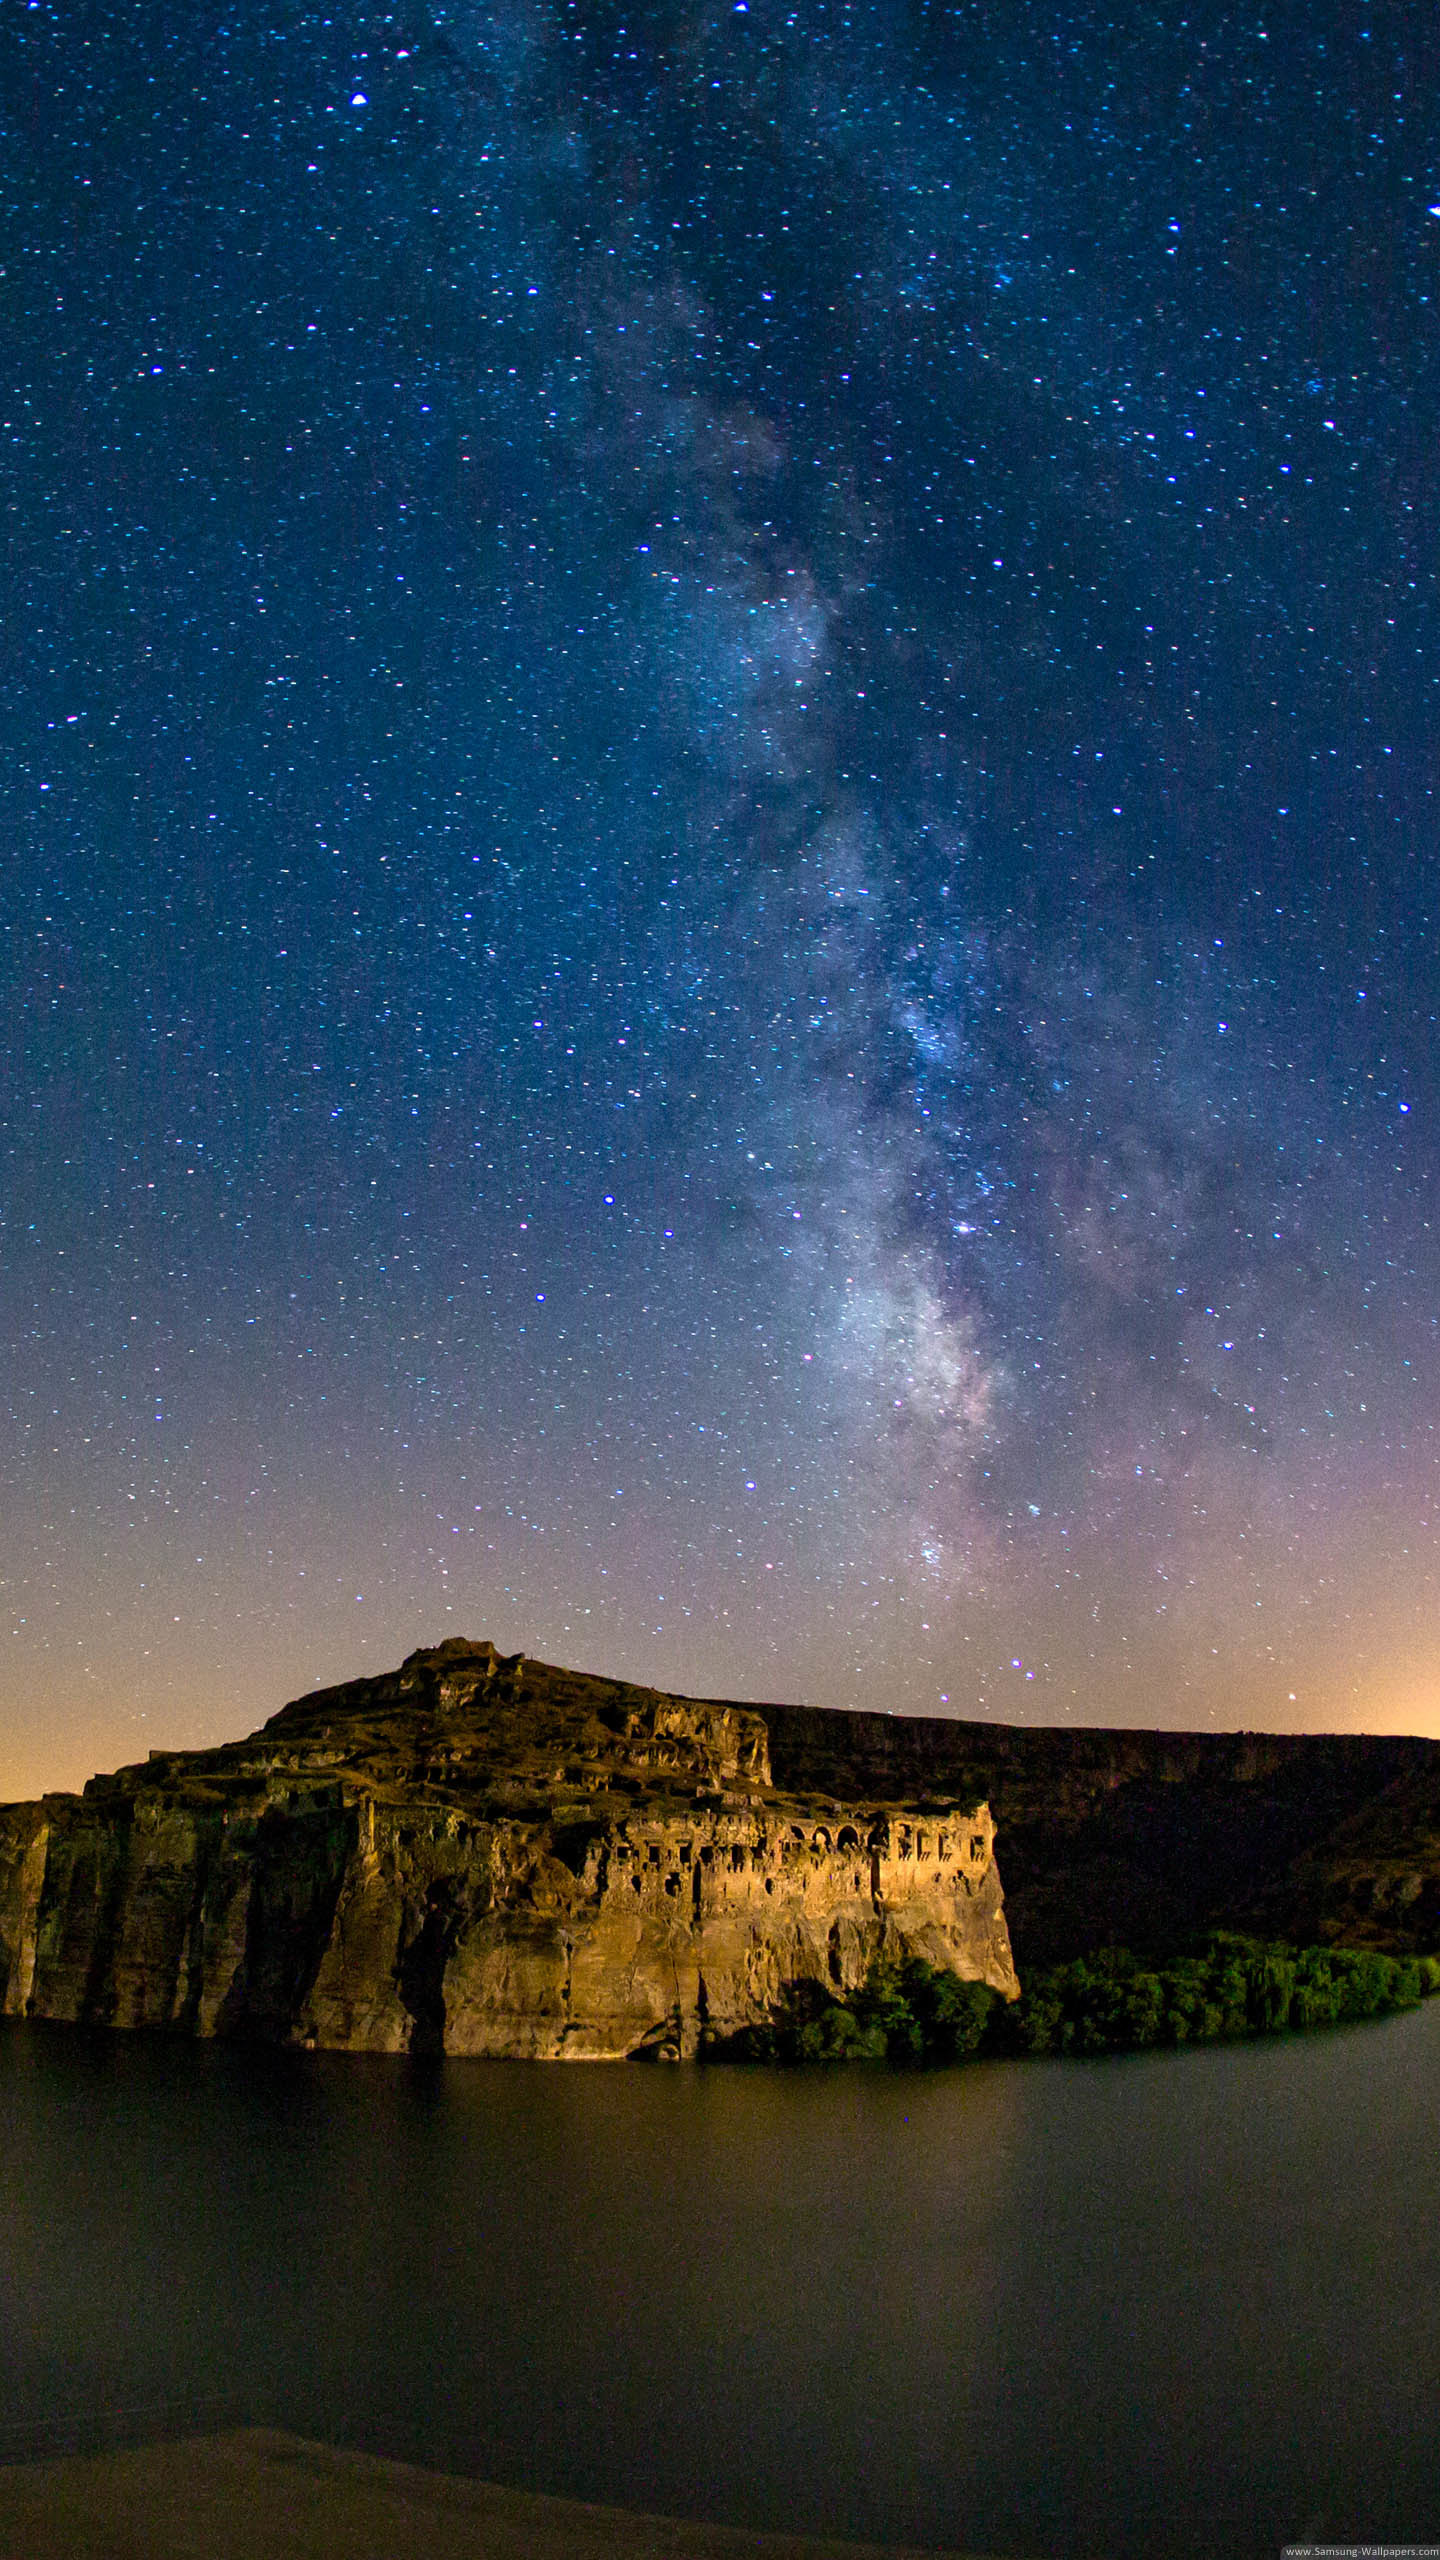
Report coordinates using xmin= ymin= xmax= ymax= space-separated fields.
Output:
xmin=3 ymin=0 xmax=1439 ymax=1796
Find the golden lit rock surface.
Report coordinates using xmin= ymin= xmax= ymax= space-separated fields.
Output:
xmin=7 ymin=1641 xmax=1437 ymax=2057
xmin=0 ymin=1642 xmax=1017 ymax=2057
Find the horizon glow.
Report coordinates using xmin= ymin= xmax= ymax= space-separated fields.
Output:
xmin=4 ymin=0 xmax=1438 ymax=1800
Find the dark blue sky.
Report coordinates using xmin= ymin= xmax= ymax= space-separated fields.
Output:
xmin=4 ymin=0 xmax=1438 ymax=1791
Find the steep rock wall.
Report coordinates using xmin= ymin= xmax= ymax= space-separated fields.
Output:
xmin=10 ymin=1636 xmax=1433 ymax=2057
xmin=763 ymin=1707 xmax=1440 ymax=1960
xmin=0 ymin=1646 xmax=1016 ymax=2058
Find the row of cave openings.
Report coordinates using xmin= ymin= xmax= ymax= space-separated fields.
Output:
xmin=604 ymin=1821 xmax=988 ymax=1903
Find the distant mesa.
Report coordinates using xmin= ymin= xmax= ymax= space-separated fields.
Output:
xmin=2 ymin=1639 xmax=1437 ymax=2059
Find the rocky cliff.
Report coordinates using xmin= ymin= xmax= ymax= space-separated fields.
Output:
xmin=6 ymin=1643 xmax=1436 ymax=2060
xmin=763 ymin=1706 xmax=1440 ymax=1963
xmin=0 ymin=1642 xmax=1017 ymax=2059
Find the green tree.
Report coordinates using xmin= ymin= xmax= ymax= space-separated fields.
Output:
xmin=703 ymin=1927 xmax=1440 ymax=2067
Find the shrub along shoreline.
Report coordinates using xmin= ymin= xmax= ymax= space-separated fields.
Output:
xmin=706 ymin=1937 xmax=1440 ymax=2065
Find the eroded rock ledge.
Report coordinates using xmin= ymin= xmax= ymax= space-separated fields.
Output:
xmin=0 ymin=1642 xmax=1017 ymax=2058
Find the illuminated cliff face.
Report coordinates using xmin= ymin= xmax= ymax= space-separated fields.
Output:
xmin=10 ymin=1636 xmax=1438 ymax=2056
xmin=0 ymin=1643 xmax=1016 ymax=2060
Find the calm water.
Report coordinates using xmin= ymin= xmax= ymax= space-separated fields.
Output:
xmin=2 ymin=2008 xmax=1438 ymax=2560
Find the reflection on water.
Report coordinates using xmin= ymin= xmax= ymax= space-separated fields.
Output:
xmin=2 ymin=2006 xmax=1438 ymax=2560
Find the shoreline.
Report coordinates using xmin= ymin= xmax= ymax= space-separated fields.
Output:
xmin=0 ymin=2427 xmax=1019 ymax=2560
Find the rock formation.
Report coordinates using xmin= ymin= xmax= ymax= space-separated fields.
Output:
xmin=6 ymin=1640 xmax=1437 ymax=2060
xmin=763 ymin=1706 xmax=1440 ymax=1963
xmin=0 ymin=1642 xmax=1017 ymax=2059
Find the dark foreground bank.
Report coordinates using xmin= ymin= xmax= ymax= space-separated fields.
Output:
xmin=0 ymin=2430 xmax=1005 ymax=2560
xmin=708 ymin=1937 xmax=1440 ymax=2065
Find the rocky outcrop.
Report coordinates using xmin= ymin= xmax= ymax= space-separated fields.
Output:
xmin=762 ymin=1708 xmax=1440 ymax=1963
xmin=0 ymin=1643 xmax=1016 ymax=2059
xmin=8 ymin=1642 xmax=1435 ymax=2059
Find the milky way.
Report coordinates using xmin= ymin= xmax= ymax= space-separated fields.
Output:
xmin=3 ymin=0 xmax=1438 ymax=1790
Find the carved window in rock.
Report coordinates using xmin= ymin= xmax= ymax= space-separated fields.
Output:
xmin=916 ymin=1833 xmax=928 ymax=1859
xmin=938 ymin=1834 xmax=949 ymax=1861
xmin=731 ymin=1845 xmax=747 ymax=1872
xmin=812 ymin=1828 xmax=831 ymax=1854
xmin=837 ymin=1827 xmax=859 ymax=1854
xmin=970 ymin=1835 xmax=985 ymax=1860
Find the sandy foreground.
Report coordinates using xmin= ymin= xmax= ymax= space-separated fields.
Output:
xmin=0 ymin=2427 xmax=1017 ymax=2560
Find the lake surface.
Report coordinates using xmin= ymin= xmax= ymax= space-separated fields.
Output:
xmin=2 ymin=2008 xmax=1438 ymax=2560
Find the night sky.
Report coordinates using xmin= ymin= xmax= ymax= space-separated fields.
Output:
xmin=4 ymin=0 xmax=1438 ymax=1797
